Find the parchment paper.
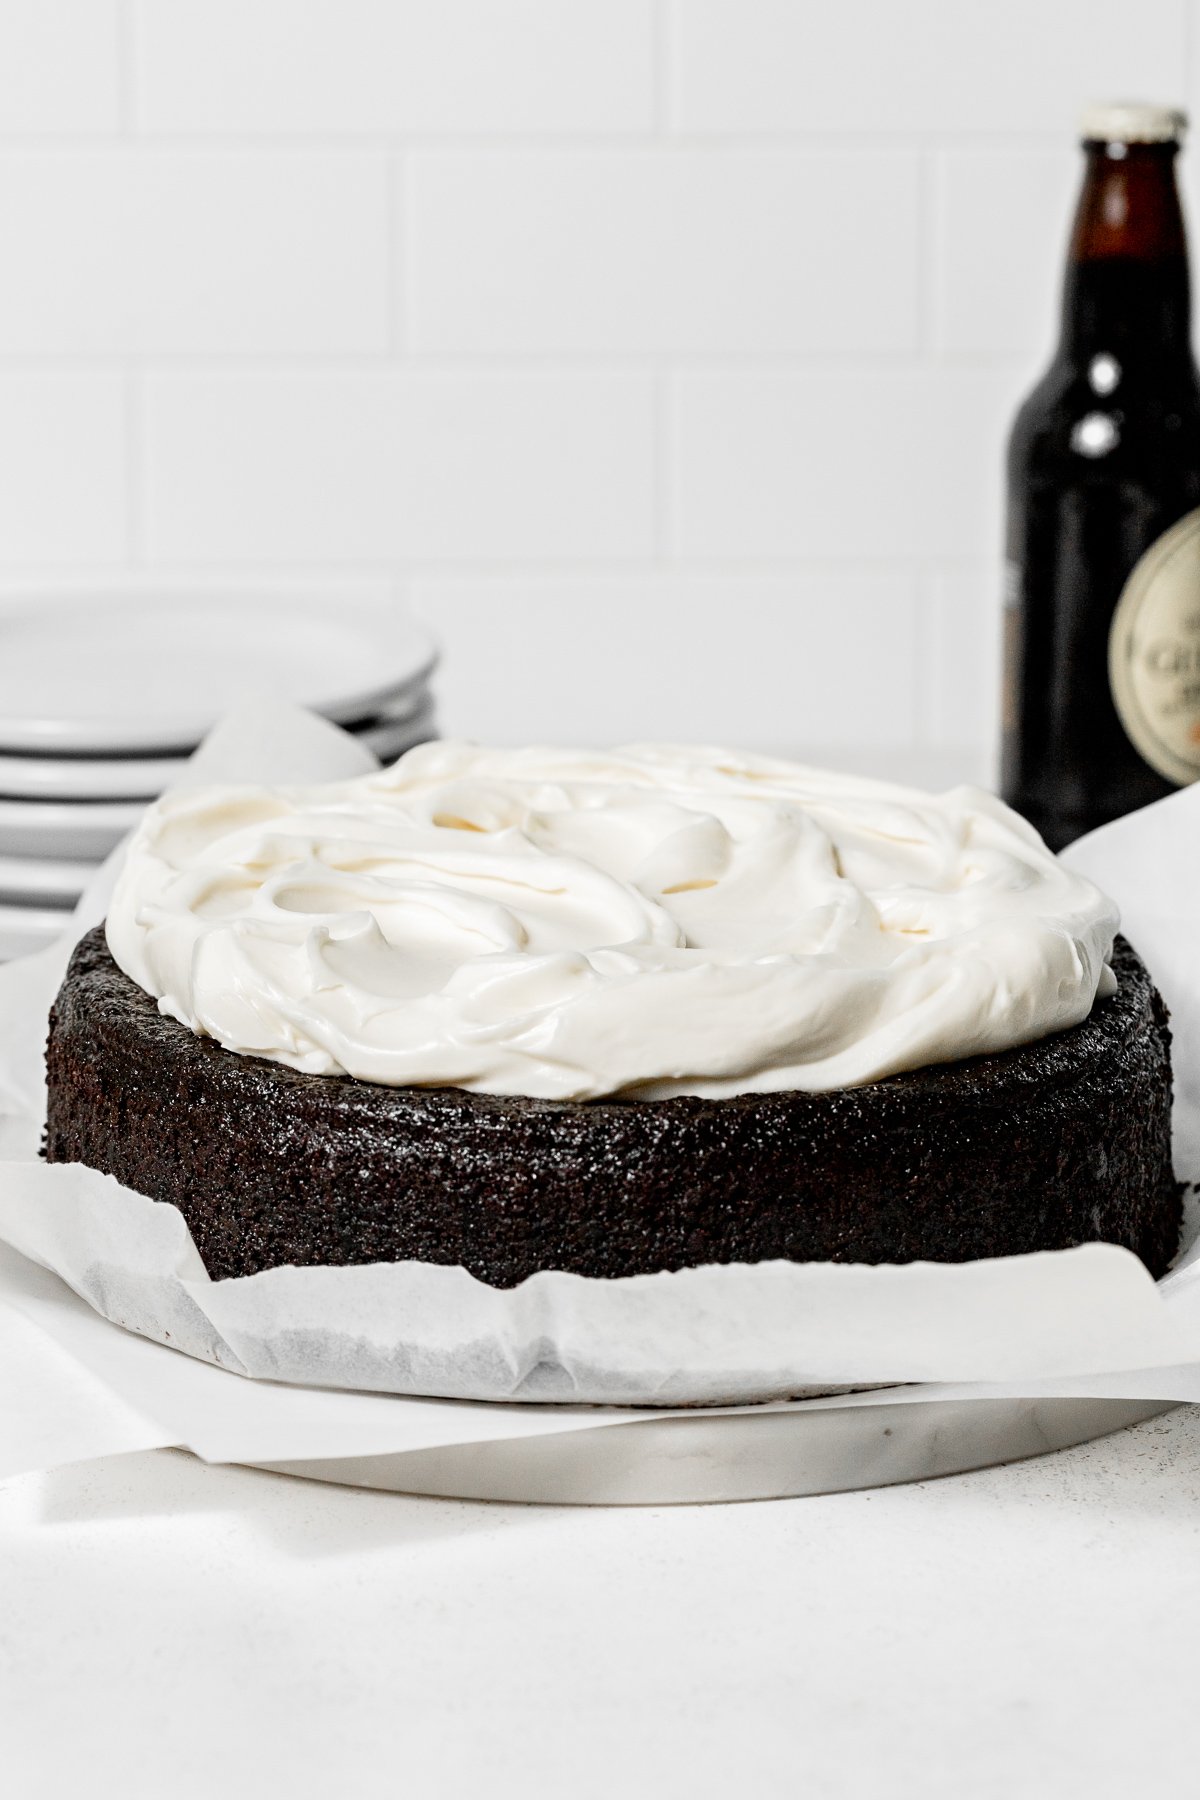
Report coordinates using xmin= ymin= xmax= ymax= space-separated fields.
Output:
xmin=3 ymin=705 xmax=1200 ymax=1413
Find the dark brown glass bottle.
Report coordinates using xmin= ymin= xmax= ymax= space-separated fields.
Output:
xmin=1002 ymin=104 xmax=1200 ymax=850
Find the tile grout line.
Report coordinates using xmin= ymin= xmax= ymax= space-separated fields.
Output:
xmin=912 ymin=565 xmax=938 ymax=749
xmin=388 ymin=148 xmax=407 ymax=357
xmin=0 ymin=130 xmax=1133 ymax=152
xmin=115 ymin=0 xmax=136 ymax=135
xmin=651 ymin=0 xmax=674 ymax=574
xmin=0 ymin=351 xmax=1036 ymax=374
xmin=653 ymin=368 xmax=673 ymax=565
xmin=653 ymin=0 xmax=672 ymax=137
xmin=915 ymin=147 xmax=938 ymax=363
xmin=0 ymin=555 xmax=1002 ymax=584
xmin=123 ymin=367 xmax=144 ymax=566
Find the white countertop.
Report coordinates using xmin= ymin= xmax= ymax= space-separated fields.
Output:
xmin=3 ymin=740 xmax=1195 ymax=1796
xmin=3 ymin=1407 xmax=1199 ymax=1799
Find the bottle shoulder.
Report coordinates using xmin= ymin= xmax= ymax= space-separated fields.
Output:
xmin=1008 ymin=352 xmax=1200 ymax=477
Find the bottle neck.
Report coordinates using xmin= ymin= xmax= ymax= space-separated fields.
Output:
xmin=1059 ymin=140 xmax=1193 ymax=363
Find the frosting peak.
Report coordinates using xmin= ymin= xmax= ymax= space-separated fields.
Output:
xmin=105 ymin=741 xmax=1119 ymax=1100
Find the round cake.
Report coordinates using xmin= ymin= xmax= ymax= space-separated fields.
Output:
xmin=43 ymin=743 xmax=1181 ymax=1284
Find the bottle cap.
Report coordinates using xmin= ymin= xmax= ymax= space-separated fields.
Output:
xmin=1079 ymin=101 xmax=1187 ymax=144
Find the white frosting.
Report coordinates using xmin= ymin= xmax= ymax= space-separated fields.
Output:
xmin=105 ymin=742 xmax=1119 ymax=1102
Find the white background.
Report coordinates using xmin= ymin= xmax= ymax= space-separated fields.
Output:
xmin=7 ymin=18 xmax=1200 ymax=1793
xmin=4 ymin=0 xmax=1200 ymax=768
xmin=5 ymin=1412 xmax=1200 ymax=1800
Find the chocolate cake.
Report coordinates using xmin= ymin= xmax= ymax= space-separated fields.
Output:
xmin=45 ymin=926 xmax=1180 ymax=1286
xmin=40 ymin=744 xmax=1183 ymax=1288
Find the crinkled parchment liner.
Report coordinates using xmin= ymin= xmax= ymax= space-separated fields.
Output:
xmin=2 ymin=705 xmax=1200 ymax=1409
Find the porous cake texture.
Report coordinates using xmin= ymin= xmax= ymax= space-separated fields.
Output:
xmin=44 ymin=928 xmax=1180 ymax=1287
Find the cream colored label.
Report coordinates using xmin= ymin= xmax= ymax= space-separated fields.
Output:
xmin=1109 ymin=507 xmax=1200 ymax=785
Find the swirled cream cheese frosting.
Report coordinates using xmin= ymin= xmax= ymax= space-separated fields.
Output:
xmin=105 ymin=742 xmax=1119 ymax=1102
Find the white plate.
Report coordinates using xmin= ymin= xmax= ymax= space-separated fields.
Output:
xmin=364 ymin=678 xmax=436 ymax=723
xmin=0 ymin=676 xmax=436 ymax=801
xmin=358 ymin=701 xmax=439 ymax=765
xmin=0 ymin=851 xmax=92 ymax=906
xmin=0 ymin=746 xmax=182 ymax=803
xmin=0 ymin=702 xmax=437 ymax=856
xmin=0 ymin=593 xmax=437 ymax=754
xmin=0 ymin=795 xmax=145 ymax=861
xmin=0 ymin=900 xmax=68 ymax=960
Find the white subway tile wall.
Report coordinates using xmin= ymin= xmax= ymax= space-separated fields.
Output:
xmin=0 ymin=2 xmax=120 ymax=135
xmin=143 ymin=371 xmax=657 ymax=562
xmin=0 ymin=374 xmax=126 ymax=563
xmin=0 ymin=152 xmax=390 ymax=353
xmin=408 ymin=150 xmax=921 ymax=354
xmin=670 ymin=369 xmax=1017 ymax=560
xmin=412 ymin=574 xmax=924 ymax=751
xmin=1 ymin=0 xmax=1198 ymax=772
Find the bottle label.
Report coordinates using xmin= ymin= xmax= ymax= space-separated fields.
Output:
xmin=1109 ymin=506 xmax=1200 ymax=786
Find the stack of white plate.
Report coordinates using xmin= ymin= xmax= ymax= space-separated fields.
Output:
xmin=0 ymin=592 xmax=438 ymax=962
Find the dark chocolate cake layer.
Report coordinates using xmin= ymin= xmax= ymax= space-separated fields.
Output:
xmin=44 ymin=926 xmax=1180 ymax=1286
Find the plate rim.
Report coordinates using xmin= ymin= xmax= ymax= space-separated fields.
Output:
xmin=0 ymin=897 xmax=71 ymax=934
xmin=0 ymin=594 xmax=437 ymax=755
xmin=0 ymin=793 xmax=144 ymax=828
xmin=0 ymin=678 xmax=434 ymax=798
xmin=0 ymin=849 xmax=92 ymax=899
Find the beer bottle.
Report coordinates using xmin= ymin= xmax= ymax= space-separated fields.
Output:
xmin=1002 ymin=102 xmax=1200 ymax=850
